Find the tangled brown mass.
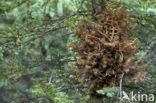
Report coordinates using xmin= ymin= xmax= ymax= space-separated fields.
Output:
xmin=73 ymin=6 xmax=144 ymax=93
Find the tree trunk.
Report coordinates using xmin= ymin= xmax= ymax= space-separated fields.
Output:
xmin=87 ymin=1 xmax=107 ymax=103
xmin=92 ymin=0 xmax=106 ymax=14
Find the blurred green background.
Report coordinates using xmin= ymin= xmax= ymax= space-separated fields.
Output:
xmin=0 ymin=0 xmax=155 ymax=103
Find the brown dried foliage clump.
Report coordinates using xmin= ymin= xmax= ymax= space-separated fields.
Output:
xmin=73 ymin=6 xmax=144 ymax=93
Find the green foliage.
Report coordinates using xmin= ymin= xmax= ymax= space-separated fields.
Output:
xmin=0 ymin=0 xmax=155 ymax=103
xmin=28 ymin=83 xmax=74 ymax=103
xmin=97 ymin=87 xmax=118 ymax=97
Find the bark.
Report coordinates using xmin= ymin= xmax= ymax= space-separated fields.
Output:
xmin=92 ymin=0 xmax=106 ymax=14
xmin=92 ymin=0 xmax=102 ymax=14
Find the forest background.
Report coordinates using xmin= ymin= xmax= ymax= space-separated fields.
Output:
xmin=0 ymin=0 xmax=156 ymax=103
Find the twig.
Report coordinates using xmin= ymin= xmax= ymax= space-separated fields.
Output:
xmin=48 ymin=72 xmax=53 ymax=83
xmin=48 ymin=66 xmax=56 ymax=83
xmin=119 ymin=73 xmax=124 ymax=102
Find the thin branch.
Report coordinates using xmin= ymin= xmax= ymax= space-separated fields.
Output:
xmin=21 ymin=25 xmax=67 ymax=48
xmin=0 ymin=10 xmax=91 ymax=49
xmin=48 ymin=10 xmax=91 ymax=22
xmin=119 ymin=73 xmax=124 ymax=102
